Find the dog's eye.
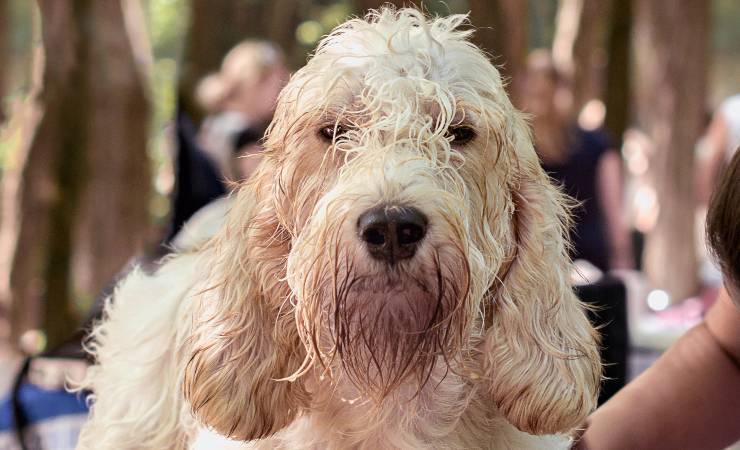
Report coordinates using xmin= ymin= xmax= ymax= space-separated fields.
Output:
xmin=448 ymin=125 xmax=476 ymax=146
xmin=319 ymin=124 xmax=347 ymax=143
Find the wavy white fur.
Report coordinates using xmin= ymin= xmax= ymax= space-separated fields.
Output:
xmin=76 ymin=8 xmax=601 ymax=450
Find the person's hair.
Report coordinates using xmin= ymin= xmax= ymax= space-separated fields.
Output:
xmin=706 ymin=149 xmax=740 ymax=293
xmin=196 ymin=40 xmax=285 ymax=113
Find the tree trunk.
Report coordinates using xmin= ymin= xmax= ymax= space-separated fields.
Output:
xmin=0 ymin=7 xmax=43 ymax=344
xmin=0 ymin=0 xmax=151 ymax=349
xmin=468 ymin=0 xmax=528 ymax=106
xmin=552 ymin=0 xmax=611 ymax=117
xmin=71 ymin=0 xmax=151 ymax=309
xmin=603 ymin=0 xmax=631 ymax=146
xmin=0 ymin=0 xmax=7 ymax=124
xmin=0 ymin=0 xmax=89 ymax=348
xmin=178 ymin=0 xmax=302 ymax=124
xmin=634 ymin=0 xmax=707 ymax=301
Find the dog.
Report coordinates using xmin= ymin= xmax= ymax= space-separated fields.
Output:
xmin=76 ymin=8 xmax=601 ymax=450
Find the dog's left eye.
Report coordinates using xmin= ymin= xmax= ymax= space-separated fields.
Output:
xmin=319 ymin=124 xmax=347 ymax=143
xmin=448 ymin=125 xmax=476 ymax=146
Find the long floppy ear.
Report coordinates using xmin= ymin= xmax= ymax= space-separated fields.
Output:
xmin=481 ymin=124 xmax=602 ymax=435
xmin=182 ymin=170 xmax=310 ymax=440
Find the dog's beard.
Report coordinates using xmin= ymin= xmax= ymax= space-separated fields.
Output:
xmin=295 ymin=246 xmax=470 ymax=401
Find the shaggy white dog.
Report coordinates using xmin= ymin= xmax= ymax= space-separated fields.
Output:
xmin=76 ymin=8 xmax=601 ymax=450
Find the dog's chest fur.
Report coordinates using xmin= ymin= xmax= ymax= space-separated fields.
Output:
xmin=236 ymin=369 xmax=570 ymax=450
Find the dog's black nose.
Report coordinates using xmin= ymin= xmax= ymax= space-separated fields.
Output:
xmin=357 ymin=205 xmax=428 ymax=264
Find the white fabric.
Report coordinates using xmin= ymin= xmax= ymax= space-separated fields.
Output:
xmin=719 ymin=94 xmax=740 ymax=160
xmin=198 ymin=111 xmax=250 ymax=180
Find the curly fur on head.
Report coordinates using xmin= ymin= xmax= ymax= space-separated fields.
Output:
xmin=77 ymin=8 xmax=601 ymax=450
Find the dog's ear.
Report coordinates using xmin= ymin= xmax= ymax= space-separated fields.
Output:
xmin=480 ymin=122 xmax=601 ymax=435
xmin=182 ymin=172 xmax=310 ymax=440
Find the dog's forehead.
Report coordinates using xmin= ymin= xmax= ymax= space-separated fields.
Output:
xmin=285 ymin=11 xmax=508 ymax=119
xmin=313 ymin=15 xmax=474 ymax=80
xmin=276 ymin=10 xmax=514 ymax=138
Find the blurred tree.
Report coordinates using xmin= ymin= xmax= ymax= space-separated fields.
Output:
xmin=603 ymin=0 xmax=630 ymax=146
xmin=0 ymin=0 xmax=88 ymax=349
xmin=178 ymin=0 xmax=303 ymax=124
xmin=0 ymin=0 xmax=7 ymax=125
xmin=528 ymin=0 xmax=559 ymax=50
xmin=71 ymin=0 xmax=151 ymax=314
xmin=468 ymin=0 xmax=528 ymax=105
xmin=552 ymin=0 xmax=611 ymax=117
xmin=0 ymin=0 xmax=151 ymax=349
xmin=634 ymin=0 xmax=708 ymax=301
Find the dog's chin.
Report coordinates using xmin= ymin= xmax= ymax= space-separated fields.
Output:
xmin=290 ymin=236 xmax=471 ymax=400
xmin=322 ymin=265 xmax=466 ymax=400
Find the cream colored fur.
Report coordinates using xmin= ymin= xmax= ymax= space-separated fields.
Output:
xmin=76 ymin=8 xmax=601 ymax=450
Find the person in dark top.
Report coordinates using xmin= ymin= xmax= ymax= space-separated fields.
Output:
xmin=196 ymin=40 xmax=288 ymax=183
xmin=542 ymin=127 xmax=614 ymax=270
xmin=523 ymin=50 xmax=633 ymax=271
xmin=166 ymin=41 xmax=288 ymax=243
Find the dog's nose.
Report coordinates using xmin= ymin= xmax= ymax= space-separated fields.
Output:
xmin=357 ymin=205 xmax=428 ymax=264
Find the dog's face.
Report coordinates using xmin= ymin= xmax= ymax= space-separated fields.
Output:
xmin=271 ymin=12 xmax=520 ymax=398
xmin=185 ymin=9 xmax=600 ymax=441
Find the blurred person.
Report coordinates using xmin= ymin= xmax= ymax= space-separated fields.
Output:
xmin=523 ymin=50 xmax=633 ymax=272
xmin=697 ymin=94 xmax=740 ymax=205
xmin=575 ymin=149 xmax=740 ymax=450
xmin=693 ymin=96 xmax=740 ymax=291
xmin=166 ymin=41 xmax=288 ymax=244
xmin=523 ymin=50 xmax=633 ymax=405
xmin=196 ymin=40 xmax=289 ymax=182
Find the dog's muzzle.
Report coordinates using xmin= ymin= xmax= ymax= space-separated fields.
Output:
xmin=357 ymin=204 xmax=427 ymax=264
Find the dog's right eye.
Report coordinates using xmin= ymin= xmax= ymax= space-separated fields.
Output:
xmin=448 ymin=125 xmax=476 ymax=146
xmin=319 ymin=125 xmax=346 ymax=142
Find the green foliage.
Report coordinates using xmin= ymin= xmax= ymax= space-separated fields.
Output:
xmin=6 ymin=0 xmax=34 ymax=92
xmin=145 ymin=0 xmax=190 ymax=225
xmin=148 ymin=0 xmax=189 ymax=60
xmin=147 ymin=0 xmax=188 ymax=135
xmin=710 ymin=0 xmax=740 ymax=103
xmin=0 ymin=117 xmax=21 ymax=169
xmin=296 ymin=2 xmax=353 ymax=47
xmin=713 ymin=0 xmax=740 ymax=56
xmin=148 ymin=56 xmax=178 ymax=225
xmin=528 ymin=0 xmax=558 ymax=49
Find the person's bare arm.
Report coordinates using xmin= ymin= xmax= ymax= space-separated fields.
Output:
xmin=596 ymin=150 xmax=633 ymax=270
xmin=575 ymin=288 xmax=740 ymax=450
